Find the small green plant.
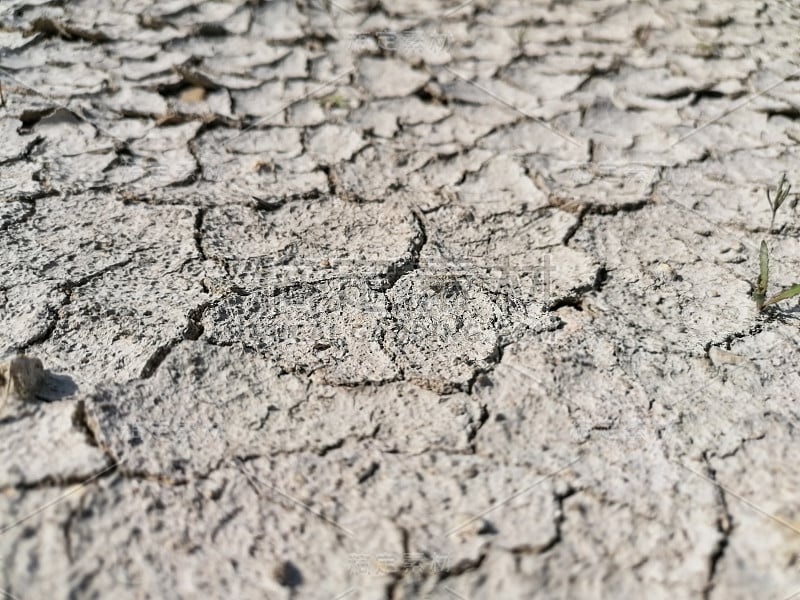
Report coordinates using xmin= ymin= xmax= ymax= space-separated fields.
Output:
xmin=753 ymin=239 xmax=800 ymax=311
xmin=319 ymin=93 xmax=348 ymax=110
xmin=694 ymin=41 xmax=720 ymax=58
xmin=766 ymin=172 xmax=792 ymax=232
xmin=753 ymin=174 xmax=800 ymax=311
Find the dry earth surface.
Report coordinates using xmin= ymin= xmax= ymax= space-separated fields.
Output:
xmin=2 ymin=0 xmax=800 ymax=598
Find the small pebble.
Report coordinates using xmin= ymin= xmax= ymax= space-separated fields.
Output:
xmin=0 ymin=355 xmax=45 ymax=412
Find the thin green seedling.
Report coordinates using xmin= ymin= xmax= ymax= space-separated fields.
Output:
xmin=765 ymin=172 xmax=792 ymax=232
xmin=319 ymin=93 xmax=348 ymax=110
xmin=753 ymin=240 xmax=769 ymax=309
xmin=753 ymin=239 xmax=800 ymax=311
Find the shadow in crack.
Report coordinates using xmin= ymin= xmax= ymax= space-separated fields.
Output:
xmin=274 ymin=560 xmax=304 ymax=589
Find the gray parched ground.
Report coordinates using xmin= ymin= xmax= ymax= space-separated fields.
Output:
xmin=2 ymin=0 xmax=800 ymax=598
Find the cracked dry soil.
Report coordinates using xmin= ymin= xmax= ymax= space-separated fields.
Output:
xmin=2 ymin=1 xmax=800 ymax=599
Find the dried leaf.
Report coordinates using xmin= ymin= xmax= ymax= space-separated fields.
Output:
xmin=776 ymin=173 xmax=791 ymax=210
